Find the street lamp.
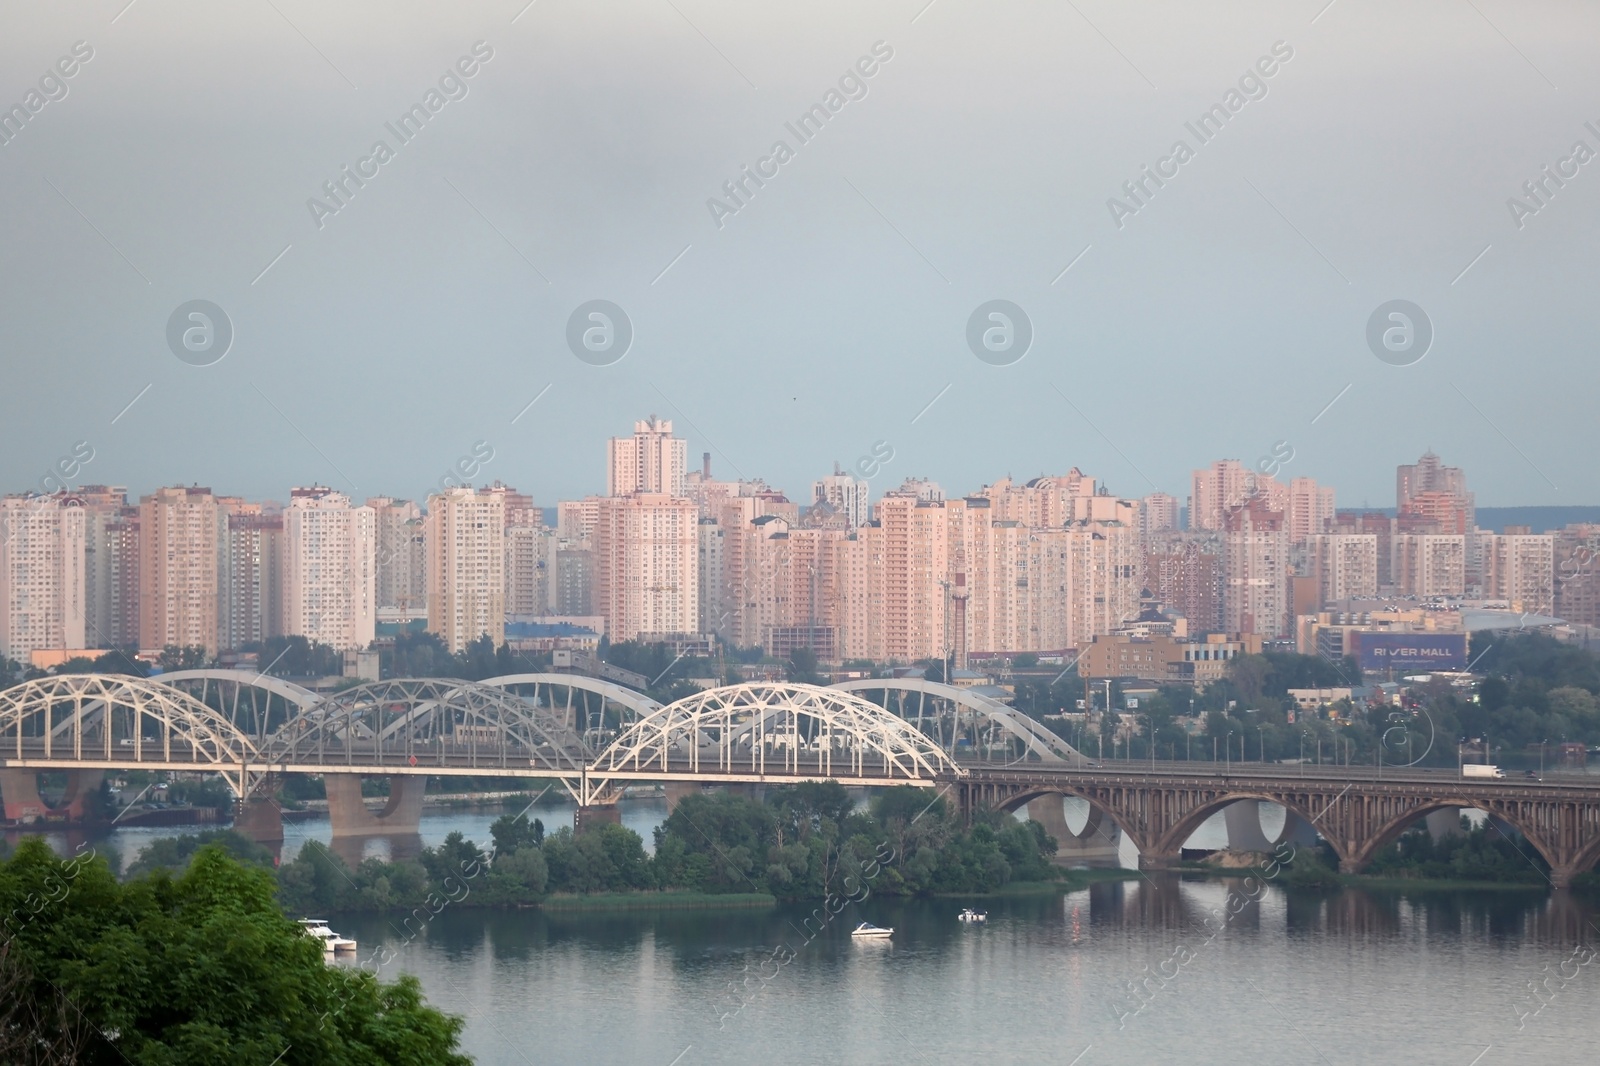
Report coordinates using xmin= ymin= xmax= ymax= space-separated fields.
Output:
xmin=1226 ymin=730 xmax=1234 ymax=773
xmin=1541 ymin=738 xmax=1547 ymax=779
xmin=1258 ymin=725 xmax=1265 ymax=765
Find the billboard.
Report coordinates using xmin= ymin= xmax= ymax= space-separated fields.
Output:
xmin=1348 ymin=632 xmax=1468 ymax=672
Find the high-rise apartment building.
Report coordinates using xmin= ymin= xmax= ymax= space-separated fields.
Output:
xmin=1286 ymin=477 xmax=1335 ymax=543
xmin=138 ymin=486 xmax=225 ymax=655
xmin=426 ymin=486 xmax=506 ymax=653
xmin=1483 ymin=531 xmax=1555 ymax=614
xmin=1190 ymin=460 xmax=1262 ymax=531
xmin=487 ymin=484 xmax=549 ymax=622
xmin=368 ymin=497 xmax=426 ymax=613
xmin=1306 ymin=534 xmax=1379 ymax=605
xmin=1330 ymin=511 xmax=1394 ymax=589
xmin=1144 ymin=533 xmax=1224 ymax=634
xmin=1223 ymin=500 xmax=1288 ymax=637
xmin=593 ymin=493 xmax=699 ymax=642
xmin=505 ymin=524 xmax=553 ymax=619
xmin=281 ymin=488 xmax=376 ymax=651
xmin=94 ymin=506 xmax=141 ymax=649
xmin=1392 ymin=534 xmax=1467 ymax=598
xmin=836 ymin=523 xmax=886 ymax=661
xmin=875 ymin=494 xmax=951 ymax=661
xmin=1398 ymin=450 xmax=1468 ymax=507
xmin=557 ymin=498 xmax=600 ymax=541
xmin=811 ymin=463 xmax=870 ymax=529
xmin=553 ymin=540 xmax=594 ymax=616
xmin=1398 ymin=451 xmax=1474 ymax=533
xmin=697 ymin=518 xmax=726 ymax=636
xmin=982 ymin=473 xmax=1086 ymax=529
xmin=223 ymin=512 xmax=283 ymax=650
xmin=0 ymin=494 xmax=87 ymax=661
xmin=1140 ymin=492 xmax=1179 ymax=538
xmin=1555 ymin=524 xmax=1600 ymax=628
xmin=75 ymin=486 xmax=130 ymax=649
xmin=607 ymin=416 xmax=686 ymax=497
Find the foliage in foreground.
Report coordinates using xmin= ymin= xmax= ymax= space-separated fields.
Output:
xmin=0 ymin=839 xmax=470 ymax=1065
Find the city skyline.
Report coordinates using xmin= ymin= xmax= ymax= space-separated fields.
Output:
xmin=5 ymin=417 xmax=1594 ymax=669
xmin=9 ymin=432 xmax=1596 ymax=519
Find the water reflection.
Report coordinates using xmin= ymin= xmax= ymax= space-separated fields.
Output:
xmin=7 ymin=796 xmax=673 ymax=873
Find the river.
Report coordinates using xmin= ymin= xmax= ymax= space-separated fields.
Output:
xmin=13 ymin=801 xmax=1600 ymax=1065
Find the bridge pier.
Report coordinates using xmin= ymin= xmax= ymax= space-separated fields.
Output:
xmin=232 ymin=778 xmax=284 ymax=847
xmin=1 ymin=768 xmax=103 ymax=823
xmin=1425 ymin=808 xmax=1465 ymax=842
xmin=664 ymin=780 xmax=700 ymax=814
xmin=1025 ymin=795 xmax=1121 ymax=864
xmin=575 ymin=804 xmax=621 ymax=834
xmin=325 ymin=774 xmax=427 ymax=837
xmin=1223 ymin=800 xmax=1275 ymax=852
xmin=1220 ymin=801 xmax=1319 ymax=853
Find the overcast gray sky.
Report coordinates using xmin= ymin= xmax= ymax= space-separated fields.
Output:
xmin=1 ymin=0 xmax=1595 ymax=509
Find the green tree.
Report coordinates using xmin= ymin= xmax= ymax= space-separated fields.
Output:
xmin=0 ymin=839 xmax=469 ymax=1065
xmin=481 ymin=847 xmax=548 ymax=905
xmin=155 ymin=644 xmax=212 ymax=671
xmin=542 ymin=824 xmax=653 ymax=893
xmin=123 ymin=830 xmax=275 ymax=880
xmin=489 ymin=812 xmax=545 ymax=855
xmin=654 ymin=792 xmax=774 ymax=892
xmin=258 ymin=635 xmax=341 ymax=678
xmin=785 ymin=648 xmax=824 ymax=685
xmin=55 ymin=649 xmax=148 ymax=676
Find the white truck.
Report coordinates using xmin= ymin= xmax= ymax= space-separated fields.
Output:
xmin=1462 ymin=764 xmax=1505 ymax=779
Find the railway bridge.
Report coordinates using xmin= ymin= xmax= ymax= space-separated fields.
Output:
xmin=2 ymin=672 xmax=1599 ymax=886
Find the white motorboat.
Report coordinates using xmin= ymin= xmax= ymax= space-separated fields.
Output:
xmin=958 ymin=908 xmax=987 ymax=923
xmin=850 ymin=922 xmax=893 ymax=939
xmin=299 ymin=919 xmax=358 ymax=954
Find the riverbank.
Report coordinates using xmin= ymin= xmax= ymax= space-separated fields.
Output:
xmin=540 ymin=891 xmax=777 ymax=912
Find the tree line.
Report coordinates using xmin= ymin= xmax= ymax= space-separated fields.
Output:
xmin=114 ymin=783 xmax=1059 ymax=916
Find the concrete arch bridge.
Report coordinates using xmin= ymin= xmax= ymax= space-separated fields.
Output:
xmin=958 ymin=765 xmax=1600 ymax=889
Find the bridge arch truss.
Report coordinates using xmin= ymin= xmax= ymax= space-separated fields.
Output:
xmin=478 ymin=673 xmax=661 ymax=748
xmin=263 ymin=679 xmax=592 ymax=788
xmin=0 ymin=674 xmax=261 ymax=796
xmin=153 ymin=669 xmax=320 ymax=746
xmin=830 ymin=678 xmax=1087 ymax=765
xmin=587 ymin=683 xmax=963 ymax=804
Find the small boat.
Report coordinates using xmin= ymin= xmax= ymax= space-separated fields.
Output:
xmin=299 ymin=919 xmax=358 ymax=954
xmin=958 ymin=908 xmax=987 ymax=923
xmin=851 ymin=922 xmax=893 ymax=939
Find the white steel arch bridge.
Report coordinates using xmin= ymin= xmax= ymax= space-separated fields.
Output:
xmin=0 ymin=677 xmax=971 ymax=814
